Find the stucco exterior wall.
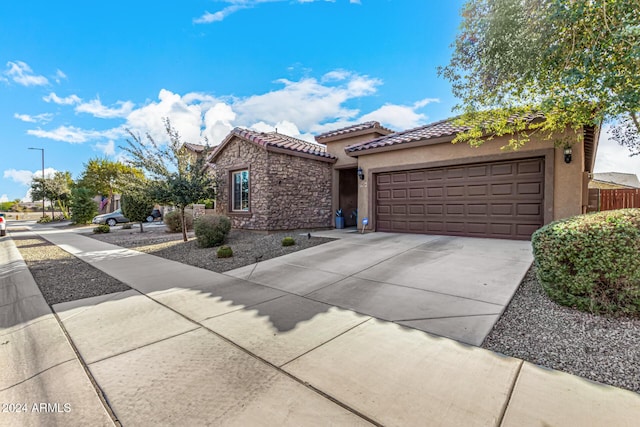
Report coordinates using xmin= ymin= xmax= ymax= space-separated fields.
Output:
xmin=213 ymin=136 xmax=332 ymax=231
xmin=353 ymin=130 xmax=587 ymax=231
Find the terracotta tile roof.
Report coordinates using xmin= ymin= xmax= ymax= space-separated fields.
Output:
xmin=345 ymin=114 xmax=545 ymax=153
xmin=315 ymin=121 xmax=394 ymax=141
xmin=183 ymin=142 xmax=207 ymax=153
xmin=212 ymin=128 xmax=336 ymax=162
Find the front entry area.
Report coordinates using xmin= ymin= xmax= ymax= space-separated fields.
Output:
xmin=339 ymin=168 xmax=358 ymax=227
xmin=375 ymin=158 xmax=545 ymax=240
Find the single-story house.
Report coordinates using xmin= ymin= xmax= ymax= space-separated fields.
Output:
xmin=209 ymin=117 xmax=599 ymax=240
xmin=209 ymin=128 xmax=336 ymax=230
xmin=316 ymin=119 xmax=599 ymax=240
xmin=589 ymin=172 xmax=640 ymax=189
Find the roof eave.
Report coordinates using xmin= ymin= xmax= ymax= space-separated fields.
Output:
xmin=345 ymin=134 xmax=457 ymax=157
xmin=316 ymin=127 xmax=394 ymax=144
xmin=266 ymin=145 xmax=337 ymax=163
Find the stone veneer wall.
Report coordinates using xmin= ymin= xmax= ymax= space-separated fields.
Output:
xmin=213 ymin=136 xmax=332 ymax=230
xmin=265 ymin=151 xmax=333 ymax=230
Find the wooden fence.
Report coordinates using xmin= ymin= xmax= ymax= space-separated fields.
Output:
xmin=588 ymin=188 xmax=640 ymax=212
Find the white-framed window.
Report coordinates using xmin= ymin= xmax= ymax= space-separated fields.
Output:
xmin=232 ymin=170 xmax=249 ymax=211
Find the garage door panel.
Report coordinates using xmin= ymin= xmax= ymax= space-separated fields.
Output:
xmin=491 ymin=183 xmax=513 ymax=196
xmin=446 ymin=204 xmax=465 ymax=215
xmin=467 ymin=223 xmax=488 ymax=235
xmin=409 ymin=188 xmax=424 ymax=198
xmin=491 ymin=204 xmax=514 ymax=216
xmin=408 ymin=171 xmax=425 ymax=182
xmin=518 ymin=160 xmax=543 ymax=174
xmin=392 ymin=173 xmax=407 ymax=183
xmin=517 ymin=182 xmax=542 ymax=195
xmin=392 ymin=189 xmax=407 ymax=199
xmin=468 ymin=185 xmax=488 ymax=196
xmin=468 ymin=204 xmax=488 ymax=215
xmin=426 ymin=205 xmax=443 ymax=215
xmin=427 ymin=188 xmax=443 ymax=197
xmin=377 ymin=189 xmax=391 ymax=200
xmin=376 ymin=158 xmax=544 ymax=240
xmin=517 ymin=204 xmax=541 ymax=216
xmin=467 ymin=165 xmax=488 ymax=178
xmin=446 ymin=186 xmax=465 ymax=197
xmin=491 ymin=163 xmax=515 ymax=176
xmin=409 ymin=205 xmax=425 ymax=215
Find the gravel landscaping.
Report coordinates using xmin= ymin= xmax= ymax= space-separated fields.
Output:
xmin=482 ymin=266 xmax=640 ymax=394
xmin=12 ymin=233 xmax=131 ymax=305
xmin=85 ymin=225 xmax=334 ymax=273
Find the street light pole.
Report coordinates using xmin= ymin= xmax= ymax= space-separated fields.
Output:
xmin=28 ymin=147 xmax=45 ymax=218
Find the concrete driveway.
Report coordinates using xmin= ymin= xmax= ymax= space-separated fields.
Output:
xmin=226 ymin=231 xmax=534 ymax=345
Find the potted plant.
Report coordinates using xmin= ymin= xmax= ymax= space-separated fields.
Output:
xmin=335 ymin=208 xmax=345 ymax=229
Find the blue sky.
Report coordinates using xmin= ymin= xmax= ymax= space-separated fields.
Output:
xmin=1 ymin=0 xmax=638 ymax=202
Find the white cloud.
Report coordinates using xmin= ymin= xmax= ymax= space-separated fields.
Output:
xmin=22 ymin=189 xmax=32 ymax=203
xmin=54 ymin=69 xmax=67 ymax=84
xmin=14 ymin=112 xmax=54 ymax=124
xmin=358 ymin=98 xmax=439 ymax=130
xmin=0 ymin=194 xmax=8 ymax=203
xmin=4 ymin=168 xmax=58 ymax=186
xmin=194 ymin=0 xmax=358 ymax=24
xmin=235 ymin=74 xmax=380 ymax=130
xmin=593 ymin=125 xmax=640 ymax=179
xmin=95 ymin=140 xmax=116 ymax=156
xmin=27 ymin=126 xmax=123 ymax=143
xmin=125 ymin=89 xmax=205 ymax=145
xmin=250 ymin=120 xmax=315 ymax=142
xmin=43 ymin=92 xmax=81 ymax=105
xmin=3 ymin=61 xmax=49 ymax=86
xmin=76 ymin=98 xmax=135 ymax=118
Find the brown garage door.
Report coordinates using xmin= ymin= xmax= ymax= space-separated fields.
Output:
xmin=375 ymin=158 xmax=544 ymax=240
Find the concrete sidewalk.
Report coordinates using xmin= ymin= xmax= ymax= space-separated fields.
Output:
xmin=4 ymin=227 xmax=640 ymax=426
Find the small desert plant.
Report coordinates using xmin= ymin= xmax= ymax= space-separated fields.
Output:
xmin=194 ymin=214 xmax=231 ymax=248
xmin=37 ymin=215 xmax=52 ymax=224
xmin=164 ymin=209 xmax=194 ymax=233
xmin=93 ymin=224 xmax=110 ymax=234
xmin=282 ymin=236 xmax=295 ymax=246
xmin=122 ymin=223 xmax=133 ymax=230
xmin=217 ymin=245 xmax=233 ymax=258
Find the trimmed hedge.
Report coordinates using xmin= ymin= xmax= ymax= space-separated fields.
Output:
xmin=194 ymin=214 xmax=231 ymax=248
xmin=531 ymin=208 xmax=640 ymax=316
xmin=164 ymin=209 xmax=194 ymax=233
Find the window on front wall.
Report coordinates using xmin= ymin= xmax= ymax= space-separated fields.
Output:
xmin=232 ymin=170 xmax=249 ymax=211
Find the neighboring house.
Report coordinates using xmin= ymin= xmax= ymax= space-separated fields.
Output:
xmin=182 ymin=142 xmax=209 ymax=162
xmin=589 ymin=172 xmax=640 ymax=189
xmin=317 ymin=117 xmax=599 ymax=240
xmin=209 ymin=128 xmax=336 ymax=230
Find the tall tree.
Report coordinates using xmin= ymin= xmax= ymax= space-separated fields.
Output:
xmin=78 ymin=158 xmax=144 ymax=212
xmin=440 ymin=0 xmax=640 ymax=151
xmin=122 ymin=118 xmax=216 ymax=242
xmin=30 ymin=171 xmax=73 ymax=217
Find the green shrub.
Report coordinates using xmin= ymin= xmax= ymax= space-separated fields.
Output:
xmin=217 ymin=245 xmax=233 ymax=258
xmin=531 ymin=208 xmax=640 ymax=316
xmin=37 ymin=215 xmax=52 ymax=224
xmin=93 ymin=224 xmax=110 ymax=234
xmin=70 ymin=187 xmax=98 ymax=224
xmin=282 ymin=236 xmax=295 ymax=247
xmin=122 ymin=223 xmax=133 ymax=230
xmin=164 ymin=210 xmax=194 ymax=233
xmin=194 ymin=214 xmax=231 ymax=248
